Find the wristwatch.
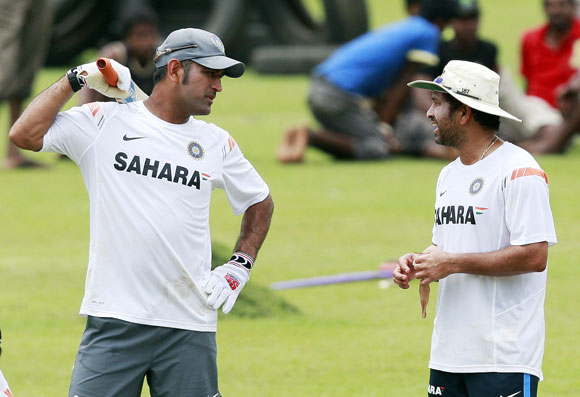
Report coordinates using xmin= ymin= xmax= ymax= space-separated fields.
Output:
xmin=66 ymin=67 xmax=84 ymax=92
xmin=228 ymin=252 xmax=254 ymax=271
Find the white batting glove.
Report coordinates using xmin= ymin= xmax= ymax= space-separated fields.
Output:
xmin=66 ymin=60 xmax=131 ymax=98
xmin=205 ymin=261 xmax=250 ymax=314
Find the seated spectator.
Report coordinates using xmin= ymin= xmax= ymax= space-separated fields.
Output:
xmin=277 ymin=0 xmax=460 ymax=163
xmin=80 ymin=6 xmax=159 ymax=104
xmin=521 ymin=0 xmax=580 ymax=109
xmin=415 ymin=0 xmax=498 ymax=111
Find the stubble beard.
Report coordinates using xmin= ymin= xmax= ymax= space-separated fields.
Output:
xmin=437 ymin=123 xmax=465 ymax=149
xmin=180 ymin=78 xmax=212 ymax=116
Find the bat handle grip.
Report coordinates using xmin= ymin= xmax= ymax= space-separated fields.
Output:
xmin=97 ymin=58 xmax=118 ymax=87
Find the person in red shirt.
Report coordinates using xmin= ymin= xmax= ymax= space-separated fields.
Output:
xmin=521 ymin=0 xmax=580 ymax=108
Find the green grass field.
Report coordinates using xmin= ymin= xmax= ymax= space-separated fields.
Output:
xmin=1 ymin=1 xmax=579 ymax=395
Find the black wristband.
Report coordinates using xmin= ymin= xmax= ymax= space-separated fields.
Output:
xmin=228 ymin=252 xmax=254 ymax=271
xmin=66 ymin=67 xmax=84 ymax=92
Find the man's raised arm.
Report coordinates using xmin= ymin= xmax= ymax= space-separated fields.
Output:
xmin=9 ymin=77 xmax=73 ymax=151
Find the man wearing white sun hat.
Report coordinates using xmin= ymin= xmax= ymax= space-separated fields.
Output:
xmin=394 ymin=60 xmax=557 ymax=397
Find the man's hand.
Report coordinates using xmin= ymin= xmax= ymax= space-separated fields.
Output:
xmin=205 ymin=263 xmax=249 ymax=314
xmin=413 ymin=247 xmax=451 ymax=285
xmin=393 ymin=252 xmax=418 ymax=289
xmin=76 ymin=59 xmax=131 ymax=98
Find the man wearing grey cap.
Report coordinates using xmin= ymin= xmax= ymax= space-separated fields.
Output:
xmin=10 ymin=28 xmax=274 ymax=396
xmin=393 ymin=60 xmax=556 ymax=397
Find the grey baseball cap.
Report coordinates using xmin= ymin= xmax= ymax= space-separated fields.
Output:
xmin=154 ymin=28 xmax=245 ymax=78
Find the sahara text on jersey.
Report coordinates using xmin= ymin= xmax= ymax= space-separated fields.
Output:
xmin=435 ymin=205 xmax=482 ymax=225
xmin=113 ymin=152 xmax=204 ymax=189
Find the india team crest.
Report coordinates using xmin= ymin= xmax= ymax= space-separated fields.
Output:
xmin=188 ymin=140 xmax=205 ymax=160
xmin=211 ymin=34 xmax=225 ymax=53
xmin=469 ymin=177 xmax=485 ymax=195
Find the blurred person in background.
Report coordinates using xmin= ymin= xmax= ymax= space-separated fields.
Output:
xmin=521 ymin=0 xmax=580 ymax=110
xmin=0 ymin=0 xmax=53 ymax=168
xmin=277 ymin=0 xmax=460 ymax=163
xmin=80 ymin=6 xmax=160 ymax=104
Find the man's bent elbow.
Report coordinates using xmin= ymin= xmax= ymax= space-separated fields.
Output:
xmin=265 ymin=194 xmax=274 ymax=214
xmin=9 ymin=128 xmax=23 ymax=147
xmin=530 ymin=242 xmax=549 ymax=272
xmin=9 ymin=126 xmax=43 ymax=152
xmin=533 ymin=258 xmax=548 ymax=272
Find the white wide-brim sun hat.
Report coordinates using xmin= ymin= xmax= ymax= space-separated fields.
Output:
xmin=408 ymin=60 xmax=521 ymax=122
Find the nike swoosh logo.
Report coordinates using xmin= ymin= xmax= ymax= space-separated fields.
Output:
xmin=123 ymin=134 xmax=146 ymax=141
xmin=500 ymin=391 xmax=521 ymax=397
xmin=439 ymin=190 xmax=447 ymax=197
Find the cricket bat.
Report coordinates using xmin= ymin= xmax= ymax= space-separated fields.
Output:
xmin=270 ymin=262 xmax=397 ymax=290
xmin=97 ymin=58 xmax=149 ymax=103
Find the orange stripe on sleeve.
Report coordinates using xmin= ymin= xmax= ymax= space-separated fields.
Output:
xmin=227 ymin=135 xmax=236 ymax=151
xmin=87 ymin=102 xmax=101 ymax=117
xmin=510 ymin=167 xmax=548 ymax=184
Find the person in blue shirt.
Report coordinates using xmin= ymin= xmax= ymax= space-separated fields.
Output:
xmin=277 ymin=0 xmax=459 ymax=163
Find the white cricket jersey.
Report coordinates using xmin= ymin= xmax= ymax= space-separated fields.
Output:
xmin=430 ymin=142 xmax=556 ymax=380
xmin=41 ymin=101 xmax=270 ymax=332
xmin=0 ymin=369 xmax=11 ymax=397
